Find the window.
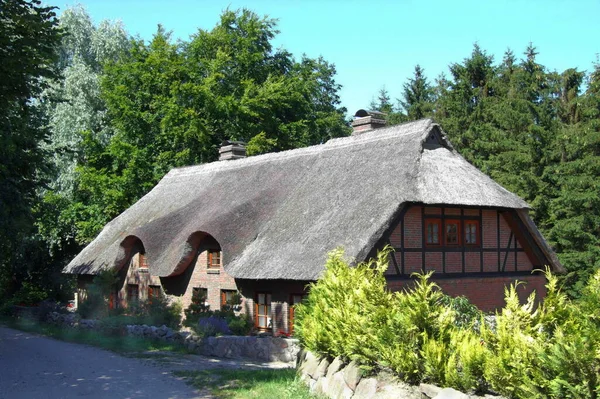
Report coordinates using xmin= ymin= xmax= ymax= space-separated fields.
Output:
xmin=221 ymin=290 xmax=238 ymax=310
xmin=192 ymin=287 xmax=208 ymax=302
xmin=127 ymin=284 xmax=139 ymax=303
xmin=148 ymin=285 xmax=162 ymax=303
xmin=191 ymin=287 xmax=209 ymax=311
xmin=445 ymin=220 xmax=460 ymax=245
xmin=464 ymin=220 xmax=480 ymax=245
xmin=425 ymin=219 xmax=441 ymax=245
xmin=207 ymin=249 xmax=221 ymax=270
xmin=288 ymin=294 xmax=305 ymax=335
xmin=255 ymin=292 xmax=272 ymax=331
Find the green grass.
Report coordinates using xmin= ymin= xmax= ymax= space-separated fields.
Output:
xmin=0 ymin=316 xmax=188 ymax=354
xmin=174 ymin=368 xmax=322 ymax=399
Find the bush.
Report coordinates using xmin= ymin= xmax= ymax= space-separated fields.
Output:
xmin=12 ymin=282 xmax=48 ymax=306
xmin=445 ymin=329 xmax=489 ymax=393
xmin=184 ymin=289 xmax=210 ymax=327
xmin=295 ymin=248 xmax=600 ymax=397
xmin=197 ymin=316 xmax=231 ymax=337
xmin=440 ymin=294 xmax=483 ymax=329
xmin=76 ymin=270 xmax=119 ymax=319
xmin=144 ymin=297 xmax=183 ymax=329
xmin=227 ymin=314 xmax=253 ymax=335
xmin=190 ymin=309 xmax=253 ymax=337
xmin=294 ymin=247 xmax=393 ymax=370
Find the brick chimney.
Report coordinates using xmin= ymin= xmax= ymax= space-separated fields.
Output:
xmin=351 ymin=109 xmax=387 ymax=135
xmin=219 ymin=140 xmax=246 ymax=161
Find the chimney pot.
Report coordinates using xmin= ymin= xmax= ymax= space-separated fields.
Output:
xmin=219 ymin=140 xmax=247 ymax=161
xmin=352 ymin=109 xmax=387 ymax=135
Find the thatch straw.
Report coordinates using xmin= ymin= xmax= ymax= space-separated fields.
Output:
xmin=65 ymin=119 xmax=559 ymax=279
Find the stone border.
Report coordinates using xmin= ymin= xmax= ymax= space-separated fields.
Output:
xmin=45 ymin=312 xmax=299 ymax=363
xmin=297 ymin=349 xmax=506 ymax=399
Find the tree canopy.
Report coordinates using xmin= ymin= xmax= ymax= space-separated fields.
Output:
xmin=0 ymin=5 xmax=351 ymax=301
xmin=0 ymin=0 xmax=62 ymax=299
xmin=368 ymin=44 xmax=600 ymax=296
xmin=1 ymin=3 xmax=598 ymax=302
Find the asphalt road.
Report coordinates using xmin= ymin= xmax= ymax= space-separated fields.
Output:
xmin=0 ymin=326 xmax=201 ymax=399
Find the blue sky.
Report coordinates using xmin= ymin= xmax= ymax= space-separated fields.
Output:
xmin=52 ymin=0 xmax=600 ymax=117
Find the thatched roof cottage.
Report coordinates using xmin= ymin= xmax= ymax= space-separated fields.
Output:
xmin=65 ymin=112 xmax=562 ymax=334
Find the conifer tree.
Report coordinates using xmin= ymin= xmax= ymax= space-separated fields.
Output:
xmin=399 ymin=65 xmax=434 ymax=120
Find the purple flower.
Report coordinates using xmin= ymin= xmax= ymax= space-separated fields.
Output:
xmin=197 ymin=316 xmax=231 ymax=336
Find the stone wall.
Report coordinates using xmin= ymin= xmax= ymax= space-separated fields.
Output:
xmin=297 ymin=349 xmax=505 ymax=399
xmin=46 ymin=312 xmax=299 ymax=363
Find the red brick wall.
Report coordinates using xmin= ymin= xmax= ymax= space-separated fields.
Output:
xmin=384 ymin=205 xmax=534 ymax=275
xmin=179 ymin=248 xmax=238 ymax=312
xmin=381 ymin=204 xmax=542 ymax=310
xmin=386 ymin=274 xmax=547 ymax=312
xmin=403 ymin=206 xmax=422 ymax=248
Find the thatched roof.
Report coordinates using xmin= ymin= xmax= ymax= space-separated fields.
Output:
xmin=65 ymin=119 xmax=556 ymax=280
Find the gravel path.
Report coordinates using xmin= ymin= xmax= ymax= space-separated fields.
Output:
xmin=0 ymin=326 xmax=292 ymax=399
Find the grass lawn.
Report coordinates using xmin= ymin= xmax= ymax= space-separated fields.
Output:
xmin=0 ymin=316 xmax=187 ymax=354
xmin=174 ymin=368 xmax=322 ymax=399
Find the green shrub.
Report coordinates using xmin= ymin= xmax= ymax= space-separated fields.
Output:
xmin=189 ymin=309 xmax=252 ymax=336
xmin=76 ymin=284 xmax=108 ymax=319
xmin=376 ymin=272 xmax=460 ymax=383
xmin=482 ymin=270 xmax=600 ymax=398
xmin=483 ymin=283 xmax=539 ymax=398
xmin=12 ymin=282 xmax=48 ymax=306
xmin=145 ymin=297 xmax=183 ymax=329
xmin=294 ymin=247 xmax=393 ymax=369
xmin=445 ymin=329 xmax=489 ymax=393
xmin=422 ymin=334 xmax=451 ymax=384
xmin=184 ymin=289 xmax=210 ymax=326
xmin=77 ymin=270 xmax=119 ymax=319
xmin=290 ymin=249 xmax=600 ymax=397
xmin=227 ymin=314 xmax=253 ymax=335
xmin=440 ymin=294 xmax=483 ymax=329
xmin=516 ymin=270 xmax=600 ymax=398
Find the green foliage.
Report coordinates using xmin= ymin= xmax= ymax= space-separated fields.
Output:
xmin=368 ymin=43 xmax=600 ymax=298
xmin=226 ymin=314 xmax=253 ymax=336
xmin=482 ymin=284 xmax=539 ymax=397
xmin=0 ymin=0 xmax=62 ymax=300
xmin=294 ymin=247 xmax=393 ymax=369
xmin=11 ymin=282 xmax=49 ymax=306
xmin=133 ymin=297 xmax=183 ymax=329
xmin=445 ymin=329 xmax=489 ymax=393
xmin=299 ymin=249 xmax=600 ymax=398
xmin=440 ymin=294 xmax=483 ymax=328
xmin=190 ymin=309 xmax=252 ymax=337
xmin=76 ymin=269 xmax=118 ymax=319
xmin=184 ymin=288 xmax=211 ymax=326
xmin=184 ymin=287 xmax=251 ymax=336
xmin=399 ymin=65 xmax=435 ymax=120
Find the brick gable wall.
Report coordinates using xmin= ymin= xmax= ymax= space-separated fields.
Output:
xmin=384 ymin=204 xmax=545 ymax=311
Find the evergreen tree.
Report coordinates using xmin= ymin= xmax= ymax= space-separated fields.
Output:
xmin=544 ymin=61 xmax=600 ymax=297
xmin=399 ymin=65 xmax=434 ymax=120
